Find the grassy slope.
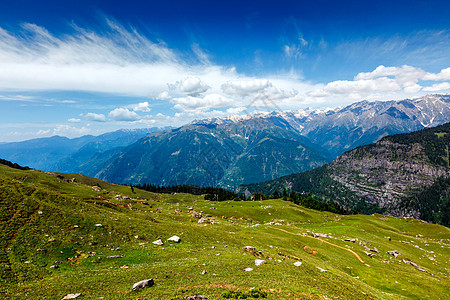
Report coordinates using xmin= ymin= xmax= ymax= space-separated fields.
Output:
xmin=0 ymin=164 xmax=449 ymax=299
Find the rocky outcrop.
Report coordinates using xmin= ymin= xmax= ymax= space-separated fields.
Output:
xmin=329 ymin=139 xmax=449 ymax=216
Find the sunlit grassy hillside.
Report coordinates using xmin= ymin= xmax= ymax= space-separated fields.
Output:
xmin=1 ymin=163 xmax=449 ymax=299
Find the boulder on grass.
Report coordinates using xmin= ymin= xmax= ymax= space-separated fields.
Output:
xmin=132 ymin=278 xmax=154 ymax=291
xmin=168 ymin=236 xmax=181 ymax=243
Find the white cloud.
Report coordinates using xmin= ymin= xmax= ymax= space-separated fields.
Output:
xmin=108 ymin=108 xmax=140 ymax=121
xmin=68 ymin=118 xmax=81 ymax=123
xmin=168 ymin=77 xmax=210 ymax=96
xmin=131 ymin=101 xmax=151 ymax=112
xmin=38 ymin=124 xmax=90 ymax=137
xmin=423 ymin=82 xmax=450 ymax=91
xmin=324 ymin=77 xmax=401 ymax=94
xmin=85 ymin=113 xmax=106 ymax=122
xmin=221 ymin=79 xmax=272 ymax=97
xmin=172 ymin=93 xmax=235 ymax=112
xmin=157 ymin=91 xmax=171 ymax=100
xmin=423 ymin=67 xmax=450 ymax=81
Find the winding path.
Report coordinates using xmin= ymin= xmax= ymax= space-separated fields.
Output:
xmin=272 ymin=227 xmax=369 ymax=266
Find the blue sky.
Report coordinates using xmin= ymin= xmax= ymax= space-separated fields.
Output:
xmin=0 ymin=0 xmax=449 ymax=142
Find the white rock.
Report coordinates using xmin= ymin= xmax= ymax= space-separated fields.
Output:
xmin=168 ymin=236 xmax=181 ymax=243
xmin=243 ymin=246 xmax=256 ymax=251
xmin=294 ymin=261 xmax=303 ymax=267
xmin=244 ymin=267 xmax=253 ymax=272
xmin=95 ymin=224 xmax=103 ymax=227
xmin=132 ymin=278 xmax=154 ymax=291
xmin=152 ymin=239 xmax=164 ymax=246
xmin=62 ymin=293 xmax=81 ymax=299
xmin=316 ymin=267 xmax=327 ymax=272
xmin=254 ymin=259 xmax=266 ymax=266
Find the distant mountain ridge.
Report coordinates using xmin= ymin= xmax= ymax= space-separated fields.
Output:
xmin=0 ymin=127 xmax=171 ymax=173
xmin=195 ymin=94 xmax=450 ymax=157
xmin=241 ymin=122 xmax=450 ymax=225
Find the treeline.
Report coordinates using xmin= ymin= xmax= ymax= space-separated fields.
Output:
xmin=133 ymin=183 xmax=244 ymax=201
xmin=0 ymin=158 xmax=30 ymax=170
xmin=270 ymin=190 xmax=348 ymax=214
xmin=400 ymin=176 xmax=450 ymax=226
xmin=385 ymin=122 xmax=450 ymax=167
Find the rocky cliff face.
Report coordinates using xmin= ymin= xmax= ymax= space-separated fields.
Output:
xmin=329 ymin=139 xmax=449 ymax=216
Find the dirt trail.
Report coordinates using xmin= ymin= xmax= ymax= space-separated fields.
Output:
xmin=272 ymin=227 xmax=369 ymax=266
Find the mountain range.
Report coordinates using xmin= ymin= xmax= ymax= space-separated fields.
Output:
xmin=0 ymin=94 xmax=449 ymax=189
xmin=89 ymin=94 xmax=450 ymax=188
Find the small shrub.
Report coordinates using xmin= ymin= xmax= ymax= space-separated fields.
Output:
xmin=222 ymin=288 xmax=267 ymax=299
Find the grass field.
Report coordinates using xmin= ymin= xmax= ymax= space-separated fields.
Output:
xmin=1 ymin=164 xmax=449 ymax=299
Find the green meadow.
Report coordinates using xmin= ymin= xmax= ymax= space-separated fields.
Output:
xmin=1 ymin=164 xmax=449 ymax=299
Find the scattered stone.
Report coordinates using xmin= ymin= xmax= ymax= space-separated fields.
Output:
xmin=153 ymin=239 xmax=164 ymax=246
xmin=313 ymin=233 xmax=332 ymax=238
xmin=365 ymin=252 xmax=376 ymax=258
xmin=95 ymin=224 xmax=103 ymax=227
xmin=254 ymin=259 xmax=266 ymax=266
xmin=168 ymin=236 xmax=181 ymax=243
xmin=48 ymin=238 xmax=55 ymax=242
xmin=37 ymin=248 xmax=46 ymax=252
xmin=62 ymin=293 xmax=81 ymax=299
xmin=175 ymin=208 xmax=182 ymax=212
xmin=191 ymin=211 xmax=202 ymax=218
xmin=403 ymin=259 xmax=428 ymax=273
xmin=37 ymin=211 xmax=43 ymax=215
xmin=370 ymin=247 xmax=379 ymax=253
xmin=243 ymin=246 xmax=256 ymax=251
xmin=186 ymin=295 xmax=208 ymax=300
xmin=243 ymin=267 xmax=253 ymax=272
xmin=50 ymin=265 xmax=59 ymax=269
xmin=24 ymin=261 xmax=31 ymax=264
xmin=211 ymin=246 xmax=216 ymax=249
xmin=316 ymin=267 xmax=327 ymax=272
xmin=294 ymin=261 xmax=303 ymax=267
xmin=388 ymin=250 xmax=401 ymax=258
xmin=201 ymin=270 xmax=207 ymax=274
xmin=106 ymin=255 xmax=125 ymax=259
xmin=132 ymin=279 xmax=154 ymax=291
xmin=198 ymin=217 xmax=213 ymax=224
xmin=73 ymin=225 xmax=79 ymax=228
xmin=54 ymin=261 xmax=62 ymax=265
xmin=343 ymin=238 xmax=357 ymax=243
xmin=120 ymin=265 xmax=129 ymax=269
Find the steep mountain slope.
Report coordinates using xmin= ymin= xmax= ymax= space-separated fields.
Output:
xmin=242 ymin=122 xmax=450 ymax=225
xmin=0 ymin=128 xmax=167 ymax=172
xmin=1 ymin=161 xmax=449 ymax=299
xmin=95 ymin=119 xmax=330 ymax=188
